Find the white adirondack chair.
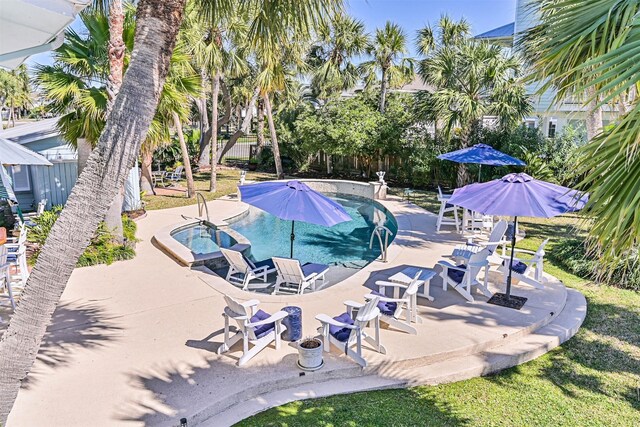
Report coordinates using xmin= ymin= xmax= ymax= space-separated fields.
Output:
xmin=272 ymin=257 xmax=329 ymax=295
xmin=23 ymin=198 xmax=47 ymax=221
xmin=438 ymin=248 xmax=492 ymax=302
xmin=363 ymin=270 xmax=424 ymax=334
xmin=452 ymin=220 xmax=508 ymax=262
xmin=0 ymin=245 xmax=16 ymax=310
xmin=166 ymin=165 xmax=184 ymax=184
xmin=316 ymin=297 xmax=386 ymax=368
xmin=498 ymin=239 xmax=549 ymax=289
xmin=220 ymin=248 xmax=275 ymax=290
xmin=436 ymin=186 xmax=460 ymax=232
xmin=217 ymin=295 xmax=288 ymax=367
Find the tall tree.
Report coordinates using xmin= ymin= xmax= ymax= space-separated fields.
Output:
xmin=307 ymin=13 xmax=368 ymax=100
xmin=521 ymin=0 xmax=640 ymax=268
xmin=417 ymin=17 xmax=531 ymax=185
xmin=360 ymin=21 xmax=414 ymax=114
xmin=0 ymin=0 xmax=188 ymax=420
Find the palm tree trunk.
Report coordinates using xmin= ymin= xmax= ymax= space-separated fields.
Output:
xmin=173 ymin=112 xmax=195 ymax=198
xmin=0 ymin=0 xmax=186 ymax=421
xmin=209 ymin=71 xmax=220 ymax=193
xmin=263 ymin=94 xmax=283 ymax=179
xmin=140 ymin=148 xmax=155 ymax=194
xmin=379 ymin=67 xmax=388 ymax=114
xmin=76 ymin=138 xmax=92 ymax=176
xmin=196 ymin=92 xmax=210 ymax=167
xmin=217 ymin=87 xmax=259 ymax=161
xmin=585 ymin=87 xmax=604 ymax=141
xmin=256 ymin=98 xmax=265 ymax=156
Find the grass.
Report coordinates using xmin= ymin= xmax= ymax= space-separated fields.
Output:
xmin=142 ymin=169 xmax=275 ymax=211
xmin=239 ymin=188 xmax=640 ymax=427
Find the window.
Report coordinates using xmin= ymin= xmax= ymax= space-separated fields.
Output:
xmin=10 ymin=165 xmax=31 ymax=192
xmin=524 ymin=118 xmax=537 ymax=129
xmin=548 ymin=120 xmax=557 ymax=138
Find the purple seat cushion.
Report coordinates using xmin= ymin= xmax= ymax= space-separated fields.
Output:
xmin=504 ymin=260 xmax=528 ymax=274
xmin=251 ymin=258 xmax=275 ymax=270
xmin=301 ymin=262 xmax=329 ymax=277
xmin=329 ymin=312 xmax=354 ymax=342
xmin=447 ymin=264 xmax=467 ymax=284
xmin=371 ymin=290 xmax=397 ymax=316
xmin=250 ymin=309 xmax=275 ymax=339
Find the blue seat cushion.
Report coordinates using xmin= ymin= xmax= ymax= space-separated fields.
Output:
xmin=250 ymin=309 xmax=275 ymax=339
xmin=445 ymin=203 xmax=454 ymax=209
xmin=301 ymin=262 xmax=329 ymax=277
xmin=252 ymin=258 xmax=275 ymax=270
xmin=504 ymin=260 xmax=528 ymax=274
xmin=371 ymin=290 xmax=397 ymax=316
xmin=329 ymin=312 xmax=354 ymax=342
xmin=447 ymin=264 xmax=467 ymax=284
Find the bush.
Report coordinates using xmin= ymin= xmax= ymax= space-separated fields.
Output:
xmin=28 ymin=207 xmax=137 ymax=267
xmin=551 ymin=238 xmax=640 ymax=291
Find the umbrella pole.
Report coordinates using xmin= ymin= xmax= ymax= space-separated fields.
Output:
xmin=290 ymin=221 xmax=295 ymax=258
xmin=506 ymin=216 xmax=518 ymax=299
xmin=478 ymin=164 xmax=482 ymax=182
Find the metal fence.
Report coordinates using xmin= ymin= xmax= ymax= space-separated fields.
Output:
xmin=217 ymin=134 xmax=258 ymax=164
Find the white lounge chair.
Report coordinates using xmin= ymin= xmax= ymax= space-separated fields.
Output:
xmin=316 ymin=296 xmax=386 ymax=368
xmin=272 ymin=257 xmax=329 ymax=295
xmin=436 ymin=186 xmax=460 ymax=232
xmin=438 ymin=248 xmax=492 ymax=302
xmin=23 ymin=199 xmax=47 ymax=221
xmin=0 ymin=245 xmax=16 ymax=310
xmin=364 ymin=270 xmax=424 ymax=334
xmin=220 ymin=248 xmax=275 ymax=291
xmin=217 ymin=295 xmax=288 ymax=367
xmin=498 ymin=239 xmax=549 ymax=289
xmin=166 ymin=165 xmax=184 ymax=184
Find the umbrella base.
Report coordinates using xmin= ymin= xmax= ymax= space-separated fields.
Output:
xmin=487 ymin=293 xmax=527 ymax=310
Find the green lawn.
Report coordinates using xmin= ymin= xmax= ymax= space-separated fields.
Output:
xmin=142 ymin=169 xmax=275 ymax=211
xmin=239 ymin=189 xmax=640 ymax=427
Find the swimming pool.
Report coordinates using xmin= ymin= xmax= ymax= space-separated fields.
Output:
xmin=228 ymin=195 xmax=397 ymax=268
xmin=171 ymin=223 xmax=237 ymax=255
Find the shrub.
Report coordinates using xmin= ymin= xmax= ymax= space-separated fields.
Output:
xmin=551 ymin=238 xmax=640 ymax=291
xmin=28 ymin=207 xmax=137 ymax=267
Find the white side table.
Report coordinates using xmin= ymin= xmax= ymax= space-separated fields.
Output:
xmin=388 ymin=267 xmax=437 ymax=301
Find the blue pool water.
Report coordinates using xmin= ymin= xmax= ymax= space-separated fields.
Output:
xmin=229 ymin=195 xmax=397 ymax=267
xmin=171 ymin=224 xmax=236 ymax=255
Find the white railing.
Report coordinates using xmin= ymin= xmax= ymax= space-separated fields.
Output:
xmin=369 ymin=225 xmax=393 ymax=262
xmin=196 ymin=192 xmax=210 ymax=222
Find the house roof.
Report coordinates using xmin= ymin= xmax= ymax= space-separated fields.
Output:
xmin=0 ymin=118 xmax=60 ymax=144
xmin=475 ymin=22 xmax=515 ymax=40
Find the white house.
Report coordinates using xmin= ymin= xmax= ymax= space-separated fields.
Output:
xmin=476 ymin=0 xmax=617 ymax=137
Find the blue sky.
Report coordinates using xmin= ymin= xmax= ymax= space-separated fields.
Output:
xmin=27 ymin=0 xmax=516 ymax=68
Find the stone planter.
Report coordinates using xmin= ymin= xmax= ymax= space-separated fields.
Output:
xmin=297 ymin=338 xmax=324 ymax=371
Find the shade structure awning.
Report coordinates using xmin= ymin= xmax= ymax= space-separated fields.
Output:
xmin=238 ymin=180 xmax=352 ymax=258
xmin=0 ymin=137 xmax=52 ymax=166
xmin=437 ymin=143 xmax=526 ymax=167
xmin=0 ymin=0 xmax=90 ymax=69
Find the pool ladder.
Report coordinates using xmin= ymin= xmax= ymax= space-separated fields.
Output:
xmin=369 ymin=225 xmax=393 ymax=262
xmin=196 ymin=192 xmax=210 ymax=222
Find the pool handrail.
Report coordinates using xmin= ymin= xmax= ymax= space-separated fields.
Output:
xmin=196 ymin=192 xmax=210 ymax=222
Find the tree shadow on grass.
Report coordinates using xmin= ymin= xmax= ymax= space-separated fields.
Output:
xmin=20 ymin=300 xmax=122 ymax=389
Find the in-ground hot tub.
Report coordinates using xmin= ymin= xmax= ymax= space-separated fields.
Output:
xmin=171 ymin=223 xmax=237 ymax=255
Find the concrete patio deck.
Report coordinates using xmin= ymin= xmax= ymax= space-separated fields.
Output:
xmin=4 ymin=193 xmax=586 ymax=427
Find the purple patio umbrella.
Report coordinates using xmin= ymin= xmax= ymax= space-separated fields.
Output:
xmin=238 ymin=180 xmax=352 ymax=258
xmin=448 ymin=173 xmax=587 ymax=308
xmin=438 ymin=143 xmax=526 ymax=181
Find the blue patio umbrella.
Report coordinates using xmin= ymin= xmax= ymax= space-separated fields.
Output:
xmin=438 ymin=143 xmax=526 ymax=180
xmin=238 ymin=180 xmax=352 ymax=258
xmin=448 ymin=173 xmax=587 ymax=308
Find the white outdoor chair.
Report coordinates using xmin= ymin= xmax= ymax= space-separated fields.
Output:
xmin=452 ymin=220 xmax=508 ymax=263
xmin=217 ymin=295 xmax=288 ymax=367
xmin=23 ymin=199 xmax=47 ymax=220
xmin=438 ymin=248 xmax=492 ymax=302
xmin=220 ymin=248 xmax=275 ymax=291
xmin=166 ymin=165 xmax=184 ymax=184
xmin=436 ymin=186 xmax=460 ymax=232
xmin=0 ymin=245 xmax=16 ymax=310
xmin=363 ymin=270 xmax=424 ymax=335
xmin=498 ymin=239 xmax=549 ymax=289
xmin=272 ymin=257 xmax=329 ymax=295
xmin=462 ymin=209 xmax=494 ymax=234
xmin=316 ymin=296 xmax=386 ymax=368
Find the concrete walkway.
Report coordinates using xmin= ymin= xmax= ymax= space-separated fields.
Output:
xmin=6 ymin=195 xmax=585 ymax=426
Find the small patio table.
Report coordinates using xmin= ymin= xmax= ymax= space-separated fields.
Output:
xmin=387 ymin=267 xmax=437 ymax=301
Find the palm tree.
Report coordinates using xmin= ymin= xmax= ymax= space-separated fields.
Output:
xmin=307 ymin=13 xmax=368 ymax=100
xmin=0 ymin=65 xmax=31 ymax=128
xmin=0 ymin=2 xmax=344 ymax=418
xmin=520 ymin=0 xmax=640 ymax=268
xmin=0 ymin=0 xmax=189 ymax=420
xmin=360 ymin=21 xmax=414 ymax=114
xmin=416 ymin=17 xmax=531 ymax=185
